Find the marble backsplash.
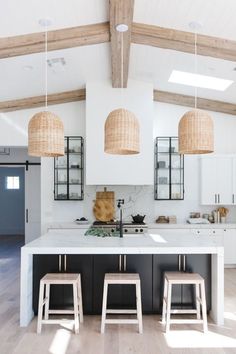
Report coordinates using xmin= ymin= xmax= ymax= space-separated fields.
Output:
xmin=53 ymin=185 xmax=236 ymax=224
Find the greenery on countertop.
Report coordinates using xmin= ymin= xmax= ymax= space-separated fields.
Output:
xmin=85 ymin=227 xmax=120 ymax=238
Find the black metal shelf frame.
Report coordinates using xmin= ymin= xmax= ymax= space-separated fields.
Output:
xmin=54 ymin=136 xmax=84 ymax=201
xmin=154 ymin=137 xmax=184 ymax=201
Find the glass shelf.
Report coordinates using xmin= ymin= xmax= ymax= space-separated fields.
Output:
xmin=54 ymin=137 xmax=84 ymax=201
xmin=154 ymin=137 xmax=184 ymax=200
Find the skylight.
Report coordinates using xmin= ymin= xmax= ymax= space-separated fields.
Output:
xmin=168 ymin=70 xmax=233 ymax=91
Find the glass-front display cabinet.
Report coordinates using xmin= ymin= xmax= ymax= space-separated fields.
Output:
xmin=54 ymin=136 xmax=84 ymax=200
xmin=154 ymin=137 xmax=184 ymax=200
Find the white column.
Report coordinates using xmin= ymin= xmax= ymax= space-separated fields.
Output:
xmin=210 ymin=249 xmax=224 ymax=325
xmin=20 ymin=248 xmax=34 ymax=326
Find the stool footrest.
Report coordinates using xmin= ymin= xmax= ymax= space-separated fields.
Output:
xmin=106 ymin=309 xmax=137 ymax=314
xmin=170 ymin=309 xmax=198 ymax=314
xmin=48 ymin=310 xmax=78 ymax=315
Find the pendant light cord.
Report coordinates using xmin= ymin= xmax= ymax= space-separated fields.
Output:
xmin=45 ymin=25 xmax=48 ymax=110
xmin=194 ymin=30 xmax=197 ymax=110
xmin=121 ymin=31 xmax=123 ymax=89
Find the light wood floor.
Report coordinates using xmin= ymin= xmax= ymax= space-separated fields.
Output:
xmin=1 ymin=236 xmax=236 ymax=354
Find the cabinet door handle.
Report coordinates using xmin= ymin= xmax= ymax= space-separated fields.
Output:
xmin=178 ymin=255 xmax=181 ymax=271
xmin=59 ymin=255 xmax=62 ymax=272
xmin=26 ymin=209 xmax=29 ymax=223
xmin=218 ymin=194 xmax=220 ymax=204
xmin=119 ymin=255 xmax=122 ymax=272
xmin=233 ymin=194 xmax=235 ymax=204
xmin=215 ymin=194 xmax=217 ymax=204
xmin=124 ymin=255 xmax=127 ymax=272
xmin=64 ymin=255 xmax=67 ymax=272
xmin=183 ymin=255 xmax=186 ymax=272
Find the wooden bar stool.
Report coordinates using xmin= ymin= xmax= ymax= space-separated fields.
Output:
xmin=37 ymin=273 xmax=83 ymax=334
xmin=101 ymin=273 xmax=143 ymax=334
xmin=162 ymin=272 xmax=208 ymax=333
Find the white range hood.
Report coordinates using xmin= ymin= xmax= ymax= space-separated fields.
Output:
xmin=86 ymin=80 xmax=154 ymax=185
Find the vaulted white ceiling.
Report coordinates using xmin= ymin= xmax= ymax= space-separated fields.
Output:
xmin=2 ymin=0 xmax=236 ymax=103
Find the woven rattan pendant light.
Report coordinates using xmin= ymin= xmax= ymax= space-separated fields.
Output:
xmin=178 ymin=24 xmax=214 ymax=155
xmin=104 ymin=25 xmax=140 ymax=155
xmin=28 ymin=19 xmax=64 ymax=157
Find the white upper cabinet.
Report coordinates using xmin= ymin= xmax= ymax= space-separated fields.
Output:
xmin=201 ymin=155 xmax=233 ymax=205
xmin=86 ymin=80 xmax=154 ymax=185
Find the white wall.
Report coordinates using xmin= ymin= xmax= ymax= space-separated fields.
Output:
xmin=86 ymin=80 xmax=154 ymax=185
xmin=2 ymin=95 xmax=236 ymax=231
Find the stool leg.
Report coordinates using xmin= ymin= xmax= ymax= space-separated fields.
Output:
xmin=136 ymin=281 xmax=143 ymax=334
xmin=195 ymin=283 xmax=201 ymax=320
xmin=200 ymin=281 xmax=208 ymax=333
xmin=44 ymin=284 xmax=50 ymax=320
xmin=37 ymin=281 xmax=45 ymax=334
xmin=73 ymin=283 xmax=79 ymax=334
xmin=162 ymin=277 xmax=168 ymax=324
xmin=101 ymin=281 xmax=108 ymax=334
xmin=166 ymin=283 xmax=172 ymax=332
xmin=77 ymin=276 xmax=83 ymax=323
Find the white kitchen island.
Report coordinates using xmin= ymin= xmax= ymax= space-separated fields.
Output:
xmin=20 ymin=230 xmax=224 ymax=327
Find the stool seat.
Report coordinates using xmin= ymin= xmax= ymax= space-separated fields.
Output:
xmin=37 ymin=273 xmax=83 ymax=334
xmin=165 ymin=272 xmax=203 ymax=284
xmin=101 ymin=272 xmax=143 ymax=334
xmin=41 ymin=273 xmax=81 ymax=284
xmin=162 ymin=271 xmax=208 ymax=333
xmin=105 ymin=273 xmax=140 ymax=284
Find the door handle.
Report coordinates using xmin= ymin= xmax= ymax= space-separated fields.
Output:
xmin=183 ymin=255 xmax=186 ymax=272
xmin=119 ymin=255 xmax=122 ymax=272
xmin=124 ymin=255 xmax=127 ymax=272
xmin=178 ymin=255 xmax=181 ymax=271
xmin=214 ymin=194 xmax=217 ymax=204
xmin=59 ymin=255 xmax=62 ymax=272
xmin=218 ymin=194 xmax=220 ymax=204
xmin=26 ymin=209 xmax=28 ymax=223
xmin=64 ymin=255 xmax=67 ymax=272
xmin=233 ymin=194 xmax=235 ymax=204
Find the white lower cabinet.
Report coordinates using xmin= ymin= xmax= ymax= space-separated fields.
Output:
xmin=223 ymin=229 xmax=236 ymax=265
xmin=148 ymin=228 xmax=191 ymax=236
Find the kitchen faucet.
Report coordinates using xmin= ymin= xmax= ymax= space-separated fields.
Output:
xmin=117 ymin=199 xmax=124 ymax=238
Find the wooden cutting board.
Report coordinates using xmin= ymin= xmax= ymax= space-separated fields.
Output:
xmin=93 ymin=187 xmax=115 ymax=221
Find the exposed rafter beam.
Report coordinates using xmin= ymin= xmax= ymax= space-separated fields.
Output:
xmin=1 ymin=88 xmax=236 ymax=116
xmin=2 ymin=21 xmax=236 ymax=63
xmin=132 ymin=23 xmax=236 ymax=61
xmin=0 ymin=23 xmax=110 ymax=59
xmin=109 ymin=0 xmax=134 ymax=87
xmin=0 ymin=89 xmax=86 ymax=112
xmin=154 ymin=90 xmax=236 ymax=116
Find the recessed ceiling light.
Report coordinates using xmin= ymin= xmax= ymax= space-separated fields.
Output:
xmin=47 ymin=57 xmax=66 ymax=73
xmin=116 ymin=24 xmax=128 ymax=32
xmin=38 ymin=18 xmax=53 ymax=27
xmin=168 ymin=70 xmax=233 ymax=91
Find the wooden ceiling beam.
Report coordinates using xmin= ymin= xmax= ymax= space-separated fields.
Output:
xmin=109 ymin=0 xmax=134 ymax=88
xmin=0 ymin=23 xmax=110 ymax=59
xmin=0 ymin=89 xmax=86 ymax=112
xmin=153 ymin=90 xmax=236 ymax=116
xmin=1 ymin=88 xmax=236 ymax=116
xmin=132 ymin=23 xmax=236 ymax=62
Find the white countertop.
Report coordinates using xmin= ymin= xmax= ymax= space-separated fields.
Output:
xmin=46 ymin=222 xmax=236 ymax=230
xmin=148 ymin=223 xmax=236 ymax=229
xmin=22 ymin=229 xmax=223 ymax=255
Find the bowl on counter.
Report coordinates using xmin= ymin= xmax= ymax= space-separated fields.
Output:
xmin=75 ymin=218 xmax=89 ymax=225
